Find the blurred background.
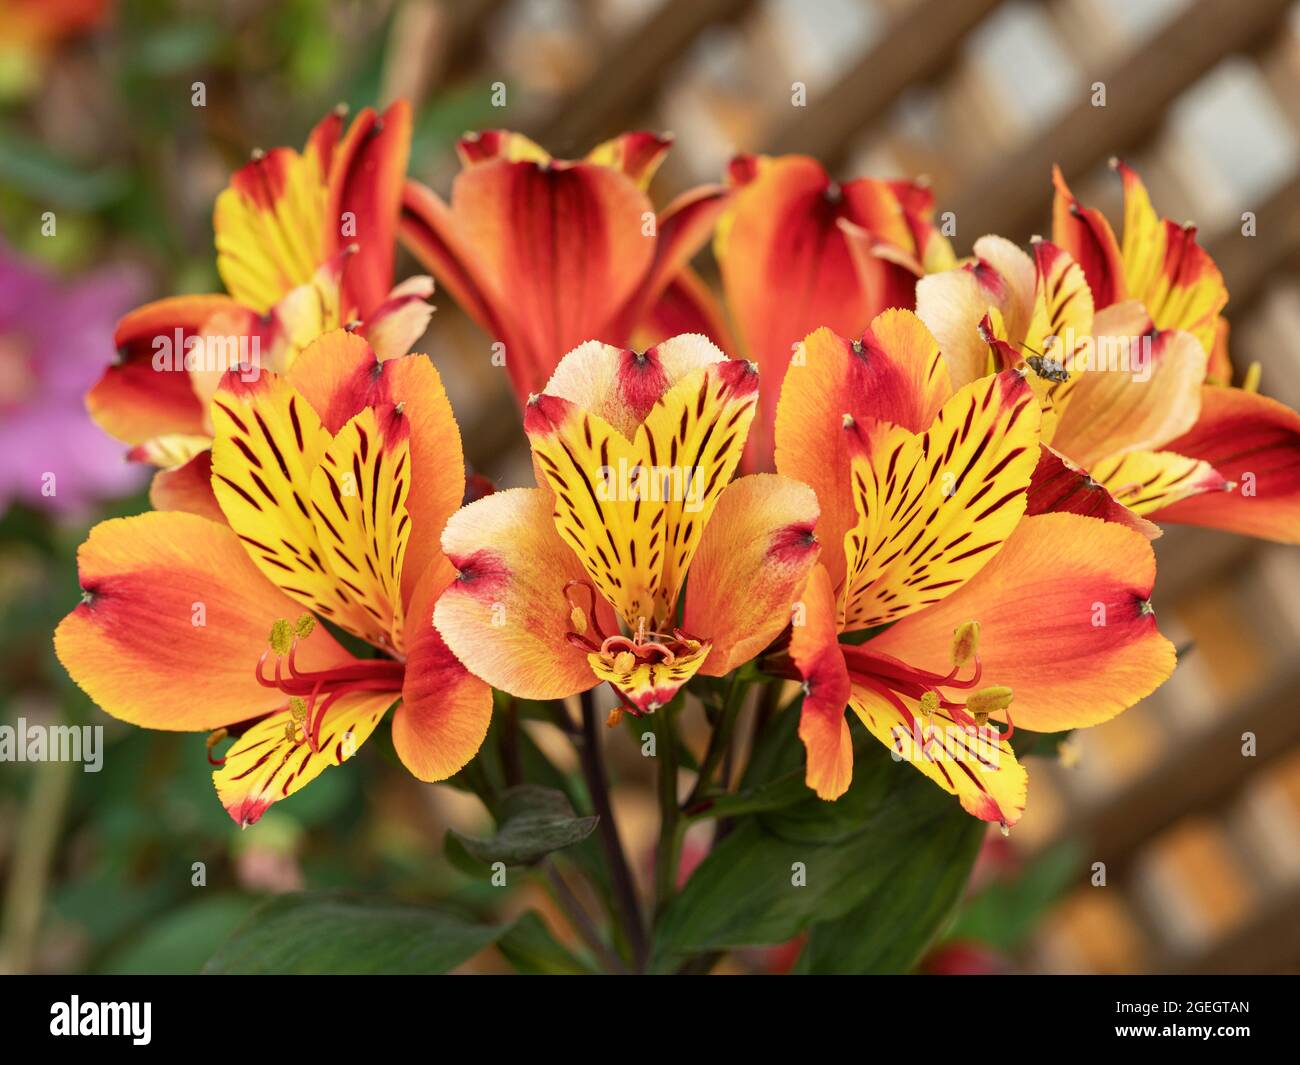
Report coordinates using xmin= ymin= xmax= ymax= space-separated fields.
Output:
xmin=2 ymin=0 xmax=1299 ymax=974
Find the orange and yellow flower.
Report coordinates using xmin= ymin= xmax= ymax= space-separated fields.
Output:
xmin=915 ymin=163 xmax=1300 ymax=545
xmin=433 ymin=334 xmax=820 ymax=715
xmin=91 ymin=100 xmax=432 ymax=518
xmin=712 ymin=153 xmax=956 ymax=465
xmin=55 ymin=331 xmax=490 ymax=826
xmin=398 ymin=130 xmax=730 ymax=407
xmin=775 ymin=313 xmax=1177 ymax=825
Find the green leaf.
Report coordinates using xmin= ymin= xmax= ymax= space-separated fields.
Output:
xmin=655 ymin=737 xmax=984 ymax=972
xmin=497 ymin=910 xmax=594 ymax=974
xmin=687 ymin=769 xmax=809 ymax=820
xmin=793 ymin=811 xmax=982 ymax=973
xmin=451 ymin=786 xmax=597 ymax=867
xmin=0 ymin=128 xmax=128 ymax=210
xmin=99 ymin=895 xmax=260 ymax=975
xmin=203 ymin=893 xmax=509 ymax=974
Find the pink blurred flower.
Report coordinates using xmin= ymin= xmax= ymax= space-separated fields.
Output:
xmin=0 ymin=242 xmax=145 ymax=516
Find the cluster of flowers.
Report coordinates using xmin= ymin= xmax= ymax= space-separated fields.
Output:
xmin=54 ymin=101 xmax=1300 ymax=830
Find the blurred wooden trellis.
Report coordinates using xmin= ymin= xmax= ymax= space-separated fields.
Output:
xmin=399 ymin=0 xmax=1300 ymax=974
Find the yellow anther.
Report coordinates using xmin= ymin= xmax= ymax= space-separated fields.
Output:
xmin=284 ymin=721 xmax=298 ymax=742
xmin=606 ymin=707 xmax=624 ymax=728
xmin=918 ymin=690 xmax=940 ymax=717
xmin=1243 ymin=360 xmax=1261 ymax=394
xmin=951 ymin=621 xmax=980 ymax=668
xmin=966 ymin=685 xmax=1014 ymax=723
xmin=205 ymin=728 xmax=228 ymax=750
xmin=613 ymin=651 xmax=636 ymax=673
xmin=294 ymin=613 xmax=316 ymax=639
xmin=268 ymin=618 xmax=293 ymax=656
xmin=569 ymin=607 xmax=588 ymax=635
xmin=289 ymin=696 xmax=308 ymax=723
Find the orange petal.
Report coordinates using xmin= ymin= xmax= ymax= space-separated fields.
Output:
xmin=684 ymin=474 xmax=820 ymax=676
xmin=393 ymin=556 xmax=493 ymax=782
xmin=450 ymin=156 xmax=656 ymax=402
xmin=435 ymin=487 xmax=605 ymax=699
xmin=215 ymin=689 xmax=394 ymax=827
xmin=837 ymin=179 xmax=957 ymax=314
xmin=360 ymin=275 xmax=435 ymax=360
xmin=774 ymin=316 xmax=952 ymax=592
xmin=90 ymin=295 xmax=235 ymax=445
xmin=398 ymin=178 xmax=503 ymax=339
xmin=1024 ymin=238 xmax=1094 ymax=359
xmin=54 ymin=512 xmax=350 ymax=731
xmin=1115 ymin=158 xmax=1165 ymax=310
xmin=457 ymin=129 xmax=551 ymax=166
xmin=1025 ymin=446 xmax=1160 ymax=539
xmin=308 ymin=405 xmax=412 ymax=653
xmin=971 ymin=235 xmax=1037 ymax=341
xmin=614 ymin=183 xmax=730 ymax=339
xmin=286 ymin=333 xmax=467 ymax=606
xmin=215 ymin=145 xmax=330 ymax=315
xmin=715 ymin=155 xmax=872 ymax=461
xmin=865 ymin=512 xmax=1176 ymax=732
xmin=1089 ymin=448 xmax=1229 ymax=516
xmin=1115 ymin=160 xmax=1226 ymax=354
xmin=1206 ymin=317 xmax=1233 ymax=386
xmin=584 ymin=131 xmax=673 ymax=189
xmin=1148 ymin=386 xmax=1300 ymax=543
xmin=210 ymin=370 xmax=337 ymax=603
xmin=839 ymin=370 xmax=1040 ymax=631
xmin=526 ymin=357 xmax=759 ymax=628
xmin=1050 ymin=327 xmax=1206 ymax=466
xmin=326 ymin=100 xmax=412 ymax=317
xmin=1051 ymin=164 xmax=1125 ymax=308
xmin=847 ymin=681 xmax=1027 ymax=825
xmin=539 ymin=334 xmax=726 ymax=439
xmin=283 ymin=328 xmax=378 ymax=429
xmin=149 ymin=450 xmax=224 ymax=523
xmin=126 ymin=433 xmax=212 ymax=469
xmin=790 ymin=564 xmax=853 ymax=800
xmin=914 ymin=258 xmax=1005 ymax=390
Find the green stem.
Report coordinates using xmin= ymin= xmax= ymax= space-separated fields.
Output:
xmin=541 ymin=858 xmax=627 ymax=974
xmin=0 ymin=758 xmax=72 ymax=973
xmin=576 ymin=689 xmax=648 ymax=972
xmin=653 ymin=698 xmax=682 ymax=915
xmin=500 ymin=696 xmax=522 ymax=787
xmin=684 ymin=674 xmax=747 ymax=810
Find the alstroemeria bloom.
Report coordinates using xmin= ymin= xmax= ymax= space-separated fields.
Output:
xmin=916 ymin=166 xmax=1300 ymax=544
xmin=712 ymin=153 xmax=957 ymax=465
xmin=1048 ymin=161 xmax=1300 ymax=543
xmin=91 ymin=100 xmax=432 ymax=517
xmin=398 ymin=129 xmax=730 ymax=406
xmin=434 ymin=335 xmax=820 ymax=715
xmin=776 ymin=313 xmax=1176 ymax=825
xmin=55 ymin=331 xmax=491 ymax=826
